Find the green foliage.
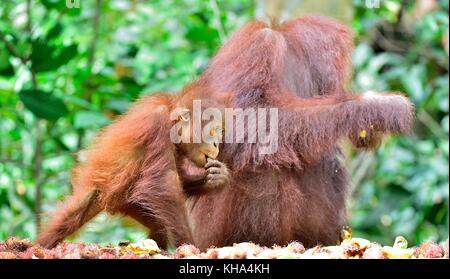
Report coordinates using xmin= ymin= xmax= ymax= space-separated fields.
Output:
xmin=0 ymin=0 xmax=447 ymax=246
xmin=350 ymin=0 xmax=449 ymax=245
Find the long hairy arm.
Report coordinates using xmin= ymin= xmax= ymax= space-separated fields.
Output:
xmin=276 ymin=91 xmax=414 ymax=164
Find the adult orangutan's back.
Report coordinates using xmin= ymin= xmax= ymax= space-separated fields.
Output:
xmin=186 ymin=16 xmax=414 ymax=249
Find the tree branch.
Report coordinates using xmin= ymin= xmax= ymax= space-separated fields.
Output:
xmin=78 ymin=0 xmax=102 ymax=149
xmin=33 ymin=120 xmax=44 ymax=233
xmin=84 ymin=0 xmax=102 ymax=95
xmin=349 ymin=151 xmax=376 ymax=196
xmin=24 ymin=0 xmax=43 ymax=233
xmin=417 ymin=110 xmax=447 ymax=139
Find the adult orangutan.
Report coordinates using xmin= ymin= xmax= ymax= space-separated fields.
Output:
xmin=176 ymin=16 xmax=414 ymax=249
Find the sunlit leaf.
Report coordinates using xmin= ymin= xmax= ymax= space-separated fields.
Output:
xmin=74 ymin=111 xmax=110 ymax=129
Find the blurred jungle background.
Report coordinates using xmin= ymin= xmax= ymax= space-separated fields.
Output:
xmin=0 ymin=0 xmax=448 ymax=246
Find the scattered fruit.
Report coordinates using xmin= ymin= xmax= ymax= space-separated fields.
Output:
xmin=339 ymin=226 xmax=353 ymax=244
xmin=414 ymin=240 xmax=444 ymax=259
xmin=362 ymin=244 xmax=386 ymax=259
xmin=0 ymin=234 xmax=448 ymax=259
xmin=125 ymin=239 xmax=161 ymax=255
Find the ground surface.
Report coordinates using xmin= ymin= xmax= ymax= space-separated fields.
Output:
xmin=0 ymin=237 xmax=448 ymax=259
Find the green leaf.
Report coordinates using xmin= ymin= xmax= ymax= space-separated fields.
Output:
xmin=40 ymin=0 xmax=62 ymax=10
xmin=0 ymin=46 xmax=14 ymax=77
xmin=106 ymin=98 xmax=131 ymax=113
xmin=47 ymin=23 xmax=63 ymax=40
xmin=401 ymin=64 xmax=426 ymax=102
xmin=30 ymin=39 xmax=55 ymax=71
xmin=0 ymin=64 xmax=14 ymax=77
xmin=55 ymin=44 xmax=78 ymax=66
xmin=32 ymin=42 xmax=78 ymax=72
xmin=74 ymin=111 xmax=110 ymax=128
xmin=18 ymin=89 xmax=68 ymax=120
xmin=353 ymin=43 xmax=373 ymax=68
xmin=186 ymin=14 xmax=220 ymax=48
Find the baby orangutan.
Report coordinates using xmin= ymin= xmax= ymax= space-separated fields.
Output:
xmin=37 ymin=94 xmax=229 ymax=249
